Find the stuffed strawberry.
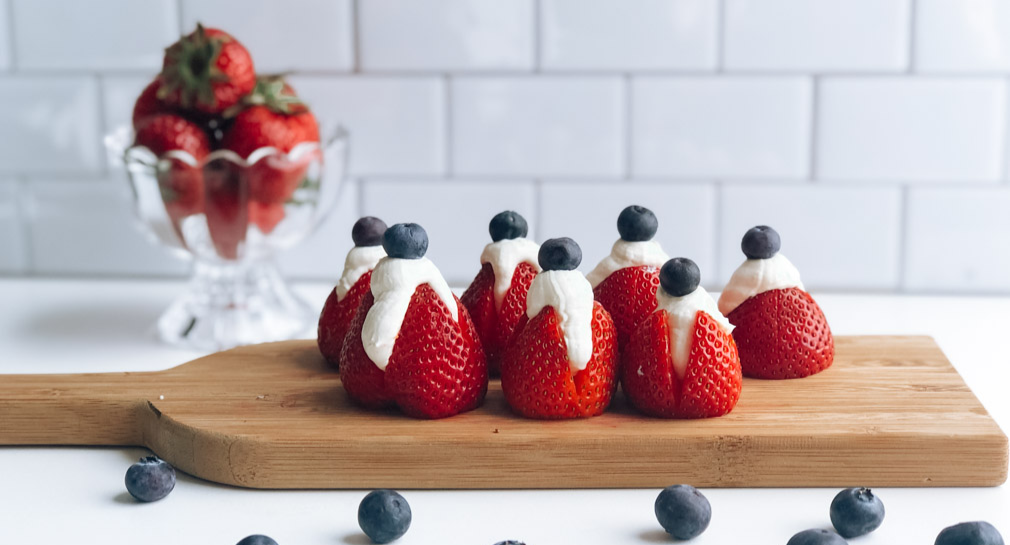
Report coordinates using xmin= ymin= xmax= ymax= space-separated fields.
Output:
xmin=622 ymin=258 xmax=742 ymax=419
xmin=587 ymin=205 xmax=669 ymax=353
xmin=221 ymin=77 xmax=320 ymax=234
xmin=340 ymin=223 xmax=487 ymax=419
xmin=134 ymin=113 xmax=210 ymax=225
xmin=460 ymin=211 xmax=540 ymax=375
xmin=718 ymin=226 xmax=834 ymax=379
xmin=318 ymin=217 xmax=388 ymax=369
xmin=158 ymin=24 xmax=255 ymax=115
xmin=501 ymin=238 xmax=618 ymax=419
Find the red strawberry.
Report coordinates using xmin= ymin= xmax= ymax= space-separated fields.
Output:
xmin=622 ymin=310 xmax=742 ymax=419
xmin=593 ymin=265 xmax=661 ymax=351
xmin=134 ymin=114 xmax=210 ymax=223
xmin=340 ymin=285 xmax=487 ymax=419
xmin=460 ymin=261 xmax=538 ymax=375
xmin=501 ymin=302 xmax=618 ymax=419
xmin=202 ymin=158 xmax=247 ymax=260
xmin=248 ymin=201 xmax=285 ymax=233
xmin=132 ymin=78 xmax=174 ymax=129
xmin=726 ymin=287 xmax=834 ymax=379
xmin=318 ymin=270 xmax=373 ymax=369
xmin=159 ymin=24 xmax=255 ymax=115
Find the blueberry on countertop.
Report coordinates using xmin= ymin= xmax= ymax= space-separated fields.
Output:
xmin=489 ymin=211 xmax=529 ymax=242
xmin=617 ymin=205 xmax=658 ymax=242
xmin=787 ymin=529 xmax=848 ymax=545
xmin=659 ymin=258 xmax=701 ymax=298
xmin=830 ymin=487 xmax=884 ymax=538
xmin=492 ymin=542 xmax=526 ymax=545
xmin=741 ymin=225 xmax=781 ymax=260
xmin=358 ymin=489 xmax=412 ymax=544
xmin=538 ymin=237 xmax=582 ymax=272
xmin=382 ymin=223 xmax=428 ymax=260
xmin=236 ymin=535 xmax=279 ymax=545
xmin=935 ymin=521 xmax=1005 ymax=545
xmin=654 ymin=484 xmax=711 ymax=540
xmin=352 ymin=217 xmax=387 ymax=247
xmin=125 ymin=456 xmax=176 ymax=502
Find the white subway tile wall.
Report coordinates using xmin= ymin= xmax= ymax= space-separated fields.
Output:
xmin=0 ymin=0 xmax=1007 ymax=295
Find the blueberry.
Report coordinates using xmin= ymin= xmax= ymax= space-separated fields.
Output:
xmin=352 ymin=216 xmax=387 ymax=247
xmin=936 ymin=521 xmax=1005 ymax=545
xmin=492 ymin=542 xmax=525 ymax=545
xmin=787 ymin=529 xmax=848 ymax=545
xmin=125 ymin=455 xmax=176 ymax=502
xmin=659 ymin=258 xmax=701 ymax=298
xmin=829 ymin=487 xmax=884 ymax=538
xmin=538 ymin=237 xmax=582 ymax=272
xmin=489 ymin=211 xmax=529 ymax=242
xmin=382 ymin=223 xmax=428 ymax=260
xmin=236 ymin=536 xmax=278 ymax=545
xmin=358 ymin=489 xmax=411 ymax=544
xmin=741 ymin=225 xmax=781 ymax=259
xmin=617 ymin=205 xmax=658 ymax=242
xmin=654 ymin=484 xmax=711 ymax=540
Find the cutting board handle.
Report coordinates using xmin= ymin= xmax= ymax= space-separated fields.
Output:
xmin=0 ymin=371 xmax=156 ymax=446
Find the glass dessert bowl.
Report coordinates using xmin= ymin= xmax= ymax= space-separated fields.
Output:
xmin=106 ymin=124 xmax=348 ymax=351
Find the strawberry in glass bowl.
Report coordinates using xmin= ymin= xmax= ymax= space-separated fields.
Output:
xmin=105 ymin=25 xmax=348 ymax=351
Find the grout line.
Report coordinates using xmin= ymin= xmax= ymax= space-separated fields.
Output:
xmin=444 ymin=75 xmax=453 ymax=178
xmin=351 ymin=0 xmax=362 ymax=74
xmin=93 ymin=74 xmax=110 ymax=176
xmin=5 ymin=0 xmax=17 ymax=71
xmin=715 ymin=0 xmax=726 ymax=73
xmin=355 ymin=177 xmax=366 ymax=215
xmin=906 ymin=0 xmax=918 ymax=73
xmin=532 ymin=0 xmax=541 ymax=73
xmin=623 ymin=75 xmax=632 ymax=180
xmin=175 ymin=0 xmax=185 ymax=35
xmin=896 ymin=184 xmax=911 ymax=293
xmin=808 ymin=76 xmax=820 ymax=181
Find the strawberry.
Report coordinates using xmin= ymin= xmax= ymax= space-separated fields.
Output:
xmin=339 ymin=286 xmax=487 ymax=419
xmin=203 ymin=158 xmax=247 ymax=260
xmin=318 ymin=270 xmax=373 ymax=369
xmin=132 ymin=78 xmax=174 ymax=129
xmin=248 ymin=201 xmax=285 ymax=234
xmin=727 ymin=287 xmax=833 ymax=379
xmin=158 ymin=24 xmax=255 ymax=115
xmin=461 ymin=262 xmax=538 ymax=375
xmin=134 ymin=114 xmax=210 ymax=223
xmin=501 ymin=302 xmax=617 ymax=419
xmin=621 ymin=257 xmax=742 ymax=419
xmin=593 ymin=266 xmax=661 ymax=350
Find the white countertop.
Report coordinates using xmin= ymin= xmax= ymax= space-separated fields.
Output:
xmin=1 ymin=278 xmax=1008 ymax=544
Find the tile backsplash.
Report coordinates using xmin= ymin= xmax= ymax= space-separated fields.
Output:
xmin=1 ymin=0 xmax=1009 ymax=294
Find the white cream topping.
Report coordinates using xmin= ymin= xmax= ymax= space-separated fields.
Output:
xmin=656 ymin=287 xmax=733 ymax=381
xmin=525 ymin=270 xmax=596 ymax=374
xmin=480 ymin=238 xmax=542 ymax=310
xmin=586 ymin=239 xmax=669 ymax=288
xmin=335 ymin=245 xmax=387 ymax=301
xmin=362 ymin=256 xmax=458 ymax=371
xmin=717 ymin=253 xmax=805 ymax=316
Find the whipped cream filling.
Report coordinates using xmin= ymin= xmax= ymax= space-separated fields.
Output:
xmin=586 ymin=239 xmax=669 ymax=288
xmin=335 ymin=245 xmax=387 ymax=301
xmin=362 ymin=257 xmax=458 ymax=371
xmin=717 ymin=253 xmax=805 ymax=316
xmin=525 ymin=270 xmax=595 ymax=374
xmin=656 ymin=287 xmax=733 ymax=381
xmin=480 ymin=238 xmax=542 ymax=310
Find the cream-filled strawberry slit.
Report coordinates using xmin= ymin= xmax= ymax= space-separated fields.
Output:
xmin=718 ymin=253 xmax=804 ymax=316
xmin=480 ymin=237 xmax=541 ymax=310
xmin=525 ymin=270 xmax=595 ymax=374
xmin=587 ymin=239 xmax=668 ymax=288
xmin=363 ymin=256 xmax=458 ymax=371
xmin=656 ymin=287 xmax=733 ymax=380
xmin=335 ymin=245 xmax=387 ymax=301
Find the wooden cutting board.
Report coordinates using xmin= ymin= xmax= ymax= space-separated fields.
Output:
xmin=0 ymin=336 xmax=1005 ymax=489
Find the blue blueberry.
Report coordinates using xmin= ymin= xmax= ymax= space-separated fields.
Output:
xmin=236 ymin=536 xmax=278 ymax=545
xmin=352 ymin=216 xmax=387 ymax=247
xmin=659 ymin=258 xmax=700 ymax=298
xmin=829 ymin=487 xmax=884 ymax=538
xmin=654 ymin=484 xmax=711 ymax=540
xmin=741 ymin=225 xmax=781 ymax=259
xmin=617 ymin=205 xmax=658 ymax=242
xmin=787 ymin=529 xmax=848 ymax=545
xmin=358 ymin=489 xmax=411 ymax=544
xmin=538 ymin=237 xmax=582 ymax=271
xmin=492 ymin=542 xmax=525 ymax=545
xmin=382 ymin=223 xmax=428 ymax=260
xmin=125 ymin=456 xmax=176 ymax=502
xmin=489 ymin=211 xmax=529 ymax=242
xmin=936 ymin=522 xmax=1005 ymax=545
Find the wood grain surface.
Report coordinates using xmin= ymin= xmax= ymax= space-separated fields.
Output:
xmin=0 ymin=336 xmax=1005 ymax=489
